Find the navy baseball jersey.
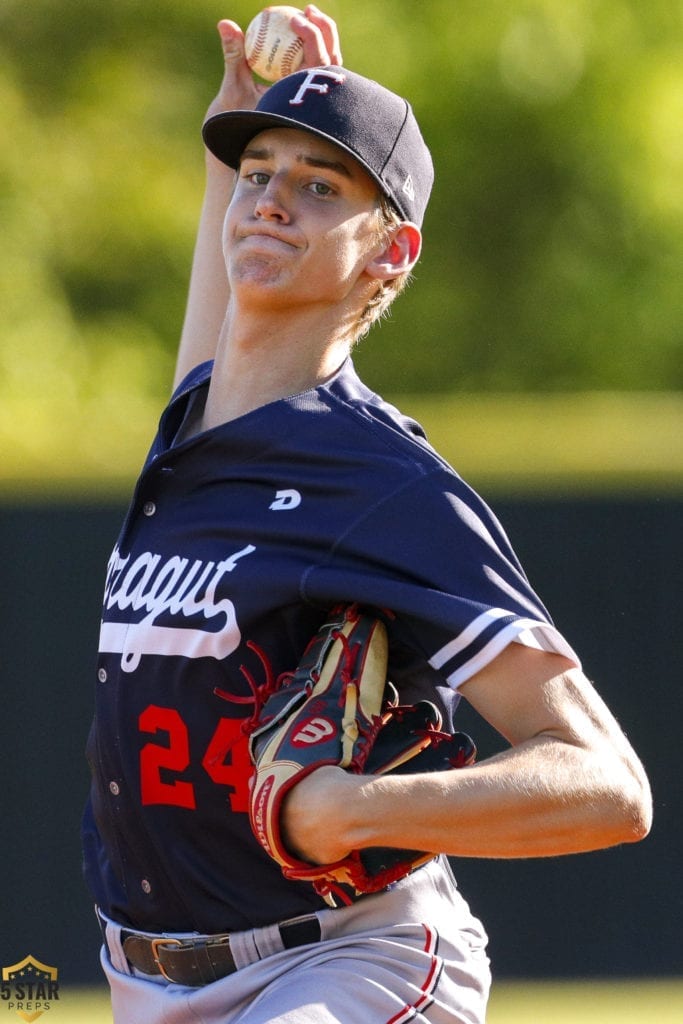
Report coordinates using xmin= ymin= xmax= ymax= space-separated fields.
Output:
xmin=82 ymin=358 xmax=578 ymax=934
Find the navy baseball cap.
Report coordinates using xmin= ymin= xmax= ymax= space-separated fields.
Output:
xmin=202 ymin=66 xmax=434 ymax=227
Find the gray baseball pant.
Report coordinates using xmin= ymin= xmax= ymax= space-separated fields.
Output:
xmin=99 ymin=857 xmax=491 ymax=1024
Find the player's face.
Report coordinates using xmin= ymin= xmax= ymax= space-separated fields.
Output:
xmin=223 ymin=128 xmax=385 ymax=311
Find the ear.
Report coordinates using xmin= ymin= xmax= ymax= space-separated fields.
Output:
xmin=365 ymin=222 xmax=422 ymax=281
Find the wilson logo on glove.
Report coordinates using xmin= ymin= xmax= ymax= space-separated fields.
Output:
xmin=291 ymin=717 xmax=336 ymax=746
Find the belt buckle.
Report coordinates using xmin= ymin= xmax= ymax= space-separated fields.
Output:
xmin=150 ymin=937 xmax=183 ymax=982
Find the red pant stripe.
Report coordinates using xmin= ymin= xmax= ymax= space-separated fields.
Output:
xmin=385 ymin=925 xmax=442 ymax=1024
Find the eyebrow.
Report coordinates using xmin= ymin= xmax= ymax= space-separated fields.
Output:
xmin=240 ymin=145 xmax=354 ymax=179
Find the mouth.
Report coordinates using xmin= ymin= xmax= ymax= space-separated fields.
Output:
xmin=237 ymin=228 xmax=300 ymax=250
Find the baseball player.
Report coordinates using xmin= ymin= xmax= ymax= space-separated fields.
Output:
xmin=83 ymin=9 xmax=652 ymax=1024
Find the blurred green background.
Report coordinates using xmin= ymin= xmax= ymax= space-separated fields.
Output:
xmin=0 ymin=0 xmax=681 ymax=493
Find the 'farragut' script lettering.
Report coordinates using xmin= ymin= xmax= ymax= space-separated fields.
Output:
xmin=99 ymin=545 xmax=255 ymax=672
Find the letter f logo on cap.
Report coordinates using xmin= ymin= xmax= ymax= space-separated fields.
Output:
xmin=289 ymin=68 xmax=346 ymax=106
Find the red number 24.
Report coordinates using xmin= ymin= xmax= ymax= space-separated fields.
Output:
xmin=139 ymin=705 xmax=253 ymax=813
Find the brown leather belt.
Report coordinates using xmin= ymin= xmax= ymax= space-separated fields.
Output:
xmin=99 ymin=912 xmax=322 ymax=986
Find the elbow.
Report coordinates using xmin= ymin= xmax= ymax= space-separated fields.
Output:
xmin=624 ymin=780 xmax=653 ymax=844
xmin=612 ymin=762 xmax=653 ymax=845
xmin=588 ymin=782 xmax=652 ymax=851
xmin=581 ymin=747 xmax=653 ymax=849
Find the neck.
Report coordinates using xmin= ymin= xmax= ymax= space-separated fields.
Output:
xmin=201 ymin=299 xmax=353 ymax=429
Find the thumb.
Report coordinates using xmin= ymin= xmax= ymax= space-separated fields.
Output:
xmin=209 ymin=19 xmax=265 ymax=115
xmin=217 ymin=19 xmax=246 ymax=71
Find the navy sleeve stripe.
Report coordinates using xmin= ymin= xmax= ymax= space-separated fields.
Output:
xmin=429 ymin=610 xmax=581 ymax=689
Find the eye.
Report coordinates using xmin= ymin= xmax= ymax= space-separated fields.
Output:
xmin=244 ymin=170 xmax=270 ymax=186
xmin=306 ymin=181 xmax=335 ymax=198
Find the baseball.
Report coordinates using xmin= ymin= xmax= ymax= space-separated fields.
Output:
xmin=245 ymin=6 xmax=306 ymax=82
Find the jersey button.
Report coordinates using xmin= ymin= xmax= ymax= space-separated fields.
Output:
xmin=98 ymin=668 xmax=108 ymax=683
xmin=141 ymin=879 xmax=152 ymax=894
xmin=142 ymin=501 xmax=156 ymax=517
xmin=109 ymin=781 xmax=120 ymax=796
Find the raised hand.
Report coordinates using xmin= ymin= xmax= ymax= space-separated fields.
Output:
xmin=205 ymin=5 xmax=343 ymax=126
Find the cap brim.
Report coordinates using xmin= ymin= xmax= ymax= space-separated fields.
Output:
xmin=202 ymin=109 xmax=397 ymax=212
xmin=203 ymin=109 xmax=300 ymax=169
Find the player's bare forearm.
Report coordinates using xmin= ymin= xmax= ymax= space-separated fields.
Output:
xmin=174 ymin=9 xmax=343 ymax=389
xmin=283 ymin=728 xmax=650 ymax=865
xmin=282 ymin=652 xmax=652 ymax=865
xmin=174 ymin=166 xmax=234 ymax=390
xmin=174 ymin=21 xmax=262 ymax=390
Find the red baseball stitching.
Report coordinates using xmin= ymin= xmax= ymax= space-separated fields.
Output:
xmin=249 ymin=11 xmax=270 ymax=64
xmin=248 ymin=12 xmax=303 ymax=76
xmin=282 ymin=37 xmax=304 ymax=75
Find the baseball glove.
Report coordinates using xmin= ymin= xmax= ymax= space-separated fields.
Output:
xmin=247 ymin=604 xmax=476 ymax=907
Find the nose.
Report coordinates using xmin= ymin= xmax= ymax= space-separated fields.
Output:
xmin=253 ymin=177 xmax=291 ymax=223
